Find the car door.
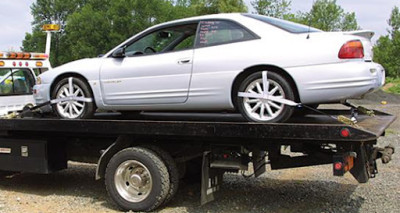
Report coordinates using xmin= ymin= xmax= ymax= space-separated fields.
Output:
xmin=189 ymin=20 xmax=259 ymax=106
xmin=100 ymin=23 xmax=198 ymax=106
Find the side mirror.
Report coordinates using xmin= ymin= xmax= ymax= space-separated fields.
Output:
xmin=112 ymin=47 xmax=125 ymax=58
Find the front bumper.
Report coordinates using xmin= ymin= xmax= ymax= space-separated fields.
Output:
xmin=33 ymin=83 xmax=52 ymax=112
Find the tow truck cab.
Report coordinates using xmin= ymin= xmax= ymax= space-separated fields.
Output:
xmin=0 ymin=24 xmax=58 ymax=115
xmin=0 ymin=52 xmax=50 ymax=115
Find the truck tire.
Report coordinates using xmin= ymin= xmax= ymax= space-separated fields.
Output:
xmin=0 ymin=171 xmax=14 ymax=177
xmin=140 ymin=145 xmax=179 ymax=205
xmin=105 ymin=147 xmax=170 ymax=212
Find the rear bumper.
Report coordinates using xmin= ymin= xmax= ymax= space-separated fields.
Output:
xmin=287 ymin=61 xmax=385 ymax=104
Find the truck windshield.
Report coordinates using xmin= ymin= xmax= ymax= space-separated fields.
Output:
xmin=243 ymin=14 xmax=322 ymax=34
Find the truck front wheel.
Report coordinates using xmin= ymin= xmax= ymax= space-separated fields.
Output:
xmin=105 ymin=147 xmax=170 ymax=212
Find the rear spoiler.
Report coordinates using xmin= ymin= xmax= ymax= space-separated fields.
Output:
xmin=344 ymin=30 xmax=375 ymax=40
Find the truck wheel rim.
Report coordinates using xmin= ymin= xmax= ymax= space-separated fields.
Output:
xmin=114 ymin=160 xmax=153 ymax=203
xmin=55 ymin=82 xmax=86 ymax=119
xmin=242 ymin=79 xmax=285 ymax=121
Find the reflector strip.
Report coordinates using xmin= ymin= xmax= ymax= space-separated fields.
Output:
xmin=344 ymin=156 xmax=354 ymax=172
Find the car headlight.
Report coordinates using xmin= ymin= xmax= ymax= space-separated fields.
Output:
xmin=36 ymin=76 xmax=42 ymax=85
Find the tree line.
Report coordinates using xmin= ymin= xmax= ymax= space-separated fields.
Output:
xmin=21 ymin=0 xmax=399 ymax=78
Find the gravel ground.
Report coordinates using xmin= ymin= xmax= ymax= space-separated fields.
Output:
xmin=0 ymin=91 xmax=399 ymax=213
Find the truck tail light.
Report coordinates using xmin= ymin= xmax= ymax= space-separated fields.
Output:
xmin=340 ymin=128 xmax=350 ymax=137
xmin=333 ymin=154 xmax=355 ymax=176
xmin=338 ymin=40 xmax=364 ymax=59
xmin=334 ymin=162 xmax=343 ymax=170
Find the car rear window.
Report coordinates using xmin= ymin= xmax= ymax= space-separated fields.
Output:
xmin=243 ymin=14 xmax=322 ymax=34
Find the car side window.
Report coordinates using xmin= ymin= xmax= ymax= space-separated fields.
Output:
xmin=196 ymin=20 xmax=256 ymax=47
xmin=124 ymin=23 xmax=198 ymax=57
xmin=0 ymin=69 xmax=35 ymax=96
xmin=173 ymin=34 xmax=196 ymax=51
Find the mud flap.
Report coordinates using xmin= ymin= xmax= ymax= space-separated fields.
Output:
xmin=201 ymin=151 xmax=224 ymax=205
xmin=350 ymin=143 xmax=375 ymax=183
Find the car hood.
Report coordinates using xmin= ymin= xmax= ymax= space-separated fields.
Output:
xmin=39 ymin=58 xmax=102 ymax=84
xmin=52 ymin=58 xmax=101 ymax=73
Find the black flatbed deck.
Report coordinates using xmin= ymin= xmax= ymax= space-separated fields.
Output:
xmin=0 ymin=109 xmax=395 ymax=142
xmin=0 ymin=108 xmax=396 ymax=208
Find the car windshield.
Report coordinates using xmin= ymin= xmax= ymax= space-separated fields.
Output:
xmin=243 ymin=14 xmax=322 ymax=34
xmin=0 ymin=69 xmax=11 ymax=82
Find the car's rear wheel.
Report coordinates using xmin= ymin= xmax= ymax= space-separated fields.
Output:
xmin=237 ymin=71 xmax=295 ymax=123
xmin=51 ymin=77 xmax=95 ymax=119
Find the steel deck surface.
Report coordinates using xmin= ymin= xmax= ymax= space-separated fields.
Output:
xmin=0 ymin=110 xmax=395 ymax=142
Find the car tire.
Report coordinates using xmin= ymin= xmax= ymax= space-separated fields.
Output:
xmin=51 ymin=77 xmax=95 ymax=119
xmin=105 ymin=147 xmax=170 ymax=212
xmin=237 ymin=71 xmax=295 ymax=123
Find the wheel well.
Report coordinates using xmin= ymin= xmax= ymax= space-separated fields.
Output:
xmin=50 ymin=73 xmax=95 ymax=101
xmin=231 ymin=65 xmax=300 ymax=109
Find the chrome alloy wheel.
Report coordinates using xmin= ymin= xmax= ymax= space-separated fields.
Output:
xmin=55 ymin=78 xmax=86 ymax=119
xmin=114 ymin=160 xmax=153 ymax=203
xmin=242 ymin=78 xmax=285 ymax=122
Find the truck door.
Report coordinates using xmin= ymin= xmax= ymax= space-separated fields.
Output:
xmin=0 ymin=68 xmax=36 ymax=115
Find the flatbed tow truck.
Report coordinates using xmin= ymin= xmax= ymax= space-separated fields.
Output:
xmin=0 ymin=106 xmax=396 ymax=211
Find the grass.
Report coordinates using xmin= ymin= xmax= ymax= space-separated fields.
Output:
xmin=383 ymin=77 xmax=400 ymax=94
xmin=385 ymin=128 xmax=399 ymax=135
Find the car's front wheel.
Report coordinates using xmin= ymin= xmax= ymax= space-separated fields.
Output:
xmin=51 ymin=77 xmax=95 ymax=119
xmin=237 ymin=71 xmax=295 ymax=123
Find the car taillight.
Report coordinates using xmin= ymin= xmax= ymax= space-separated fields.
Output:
xmin=338 ymin=40 xmax=364 ymax=59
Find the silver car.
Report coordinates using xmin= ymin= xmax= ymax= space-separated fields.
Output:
xmin=33 ymin=13 xmax=385 ymax=122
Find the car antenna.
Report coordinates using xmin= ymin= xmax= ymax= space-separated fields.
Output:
xmin=306 ymin=1 xmax=315 ymax=40
xmin=306 ymin=16 xmax=311 ymax=39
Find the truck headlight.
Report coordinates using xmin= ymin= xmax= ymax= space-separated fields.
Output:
xmin=36 ymin=77 xmax=42 ymax=85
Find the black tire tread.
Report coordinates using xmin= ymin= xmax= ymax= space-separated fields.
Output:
xmin=140 ymin=145 xmax=179 ymax=205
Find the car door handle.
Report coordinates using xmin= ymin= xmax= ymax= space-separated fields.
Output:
xmin=177 ymin=58 xmax=192 ymax=64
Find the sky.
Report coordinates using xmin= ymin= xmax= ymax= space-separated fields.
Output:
xmin=0 ymin=0 xmax=399 ymax=51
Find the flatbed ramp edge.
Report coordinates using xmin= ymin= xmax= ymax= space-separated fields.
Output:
xmin=0 ymin=109 xmax=396 ymax=211
xmin=0 ymin=109 xmax=395 ymax=141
